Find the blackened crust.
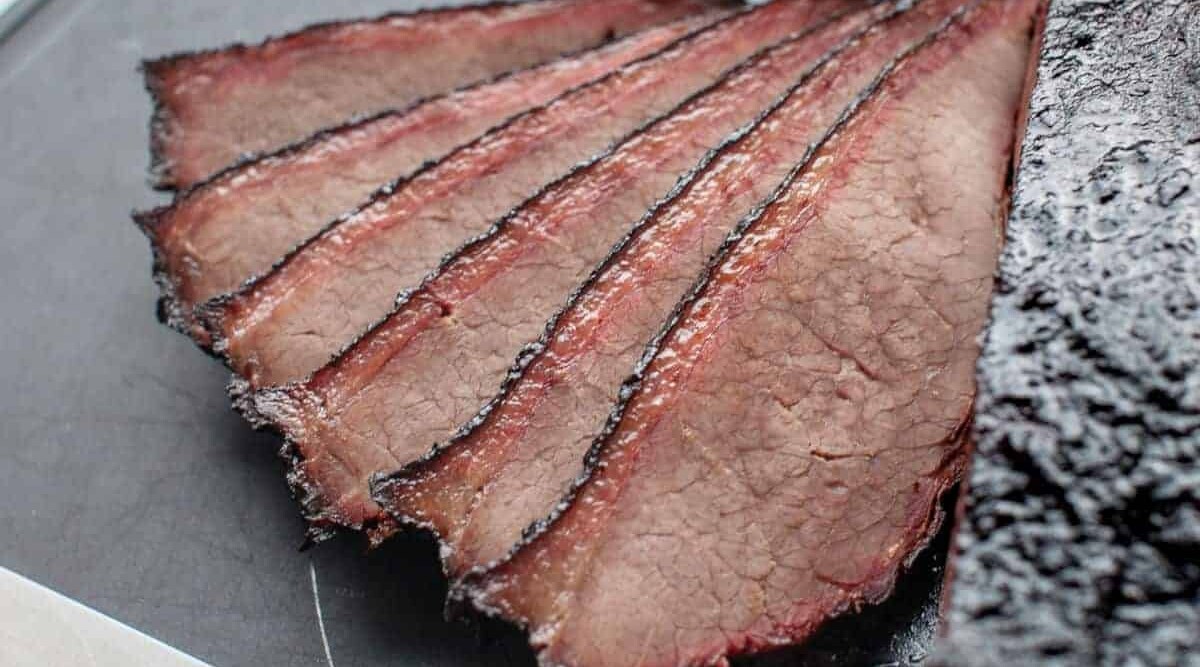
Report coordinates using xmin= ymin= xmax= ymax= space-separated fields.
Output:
xmin=936 ymin=1 xmax=1200 ymax=665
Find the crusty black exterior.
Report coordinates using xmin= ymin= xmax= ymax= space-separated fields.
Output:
xmin=937 ymin=1 xmax=1200 ymax=665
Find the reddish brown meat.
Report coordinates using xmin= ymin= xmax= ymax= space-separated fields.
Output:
xmin=371 ymin=0 xmax=969 ymax=579
xmin=134 ymin=17 xmax=713 ymax=343
xmin=254 ymin=4 xmax=884 ymax=544
xmin=145 ymin=0 xmax=718 ymax=188
xmin=456 ymin=2 xmax=1039 ymax=665
xmin=204 ymin=0 xmax=863 ymax=390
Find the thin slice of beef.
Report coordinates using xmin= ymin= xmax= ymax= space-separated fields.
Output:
xmin=135 ymin=17 xmax=714 ymax=344
xmin=456 ymin=2 xmax=1040 ymax=665
xmin=145 ymin=0 xmax=718 ymax=188
xmin=936 ymin=1 xmax=1199 ymax=665
xmin=371 ymin=0 xmax=969 ymax=577
xmin=254 ymin=2 xmax=887 ymax=545
xmin=203 ymin=0 xmax=864 ymax=390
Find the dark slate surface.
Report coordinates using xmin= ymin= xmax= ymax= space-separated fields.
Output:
xmin=938 ymin=1 xmax=1200 ymax=665
xmin=0 ymin=1 xmax=944 ymax=666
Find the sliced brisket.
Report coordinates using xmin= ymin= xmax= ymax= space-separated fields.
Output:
xmin=204 ymin=0 xmax=863 ymax=389
xmin=254 ymin=2 xmax=885 ymax=545
xmin=937 ymin=1 xmax=1199 ymax=665
xmin=456 ymin=2 xmax=1039 ymax=665
xmin=145 ymin=0 xmax=716 ymax=188
xmin=371 ymin=0 xmax=970 ymax=577
xmin=135 ymin=17 xmax=711 ymax=343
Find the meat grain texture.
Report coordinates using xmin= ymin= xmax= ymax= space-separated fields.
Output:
xmin=373 ymin=0 xmax=970 ymax=578
xmin=936 ymin=1 xmax=1200 ymax=666
xmin=247 ymin=0 xmax=868 ymax=543
xmin=135 ymin=16 xmax=713 ymax=342
xmin=144 ymin=0 xmax=716 ymax=188
xmin=206 ymin=0 xmax=861 ymax=389
xmin=457 ymin=1 xmax=1040 ymax=665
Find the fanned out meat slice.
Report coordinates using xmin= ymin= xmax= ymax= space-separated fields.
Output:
xmin=134 ymin=16 xmax=718 ymax=343
xmin=145 ymin=0 xmax=720 ymax=188
xmin=456 ymin=2 xmax=1040 ymax=665
xmin=253 ymin=2 xmax=887 ymax=545
xmin=372 ymin=0 xmax=973 ymax=579
xmin=203 ymin=0 xmax=865 ymax=390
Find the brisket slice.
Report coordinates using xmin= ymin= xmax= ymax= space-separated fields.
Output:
xmin=203 ymin=0 xmax=864 ymax=390
xmin=134 ymin=17 xmax=712 ymax=344
xmin=371 ymin=0 xmax=969 ymax=577
xmin=254 ymin=2 xmax=885 ymax=546
xmin=145 ymin=0 xmax=717 ymax=188
xmin=936 ymin=1 xmax=1199 ymax=666
xmin=455 ymin=2 xmax=1039 ymax=665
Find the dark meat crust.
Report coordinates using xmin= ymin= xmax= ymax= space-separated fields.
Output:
xmin=936 ymin=1 xmax=1200 ymax=666
xmin=237 ymin=1 xmax=872 ymax=547
xmin=141 ymin=0 xmax=555 ymax=190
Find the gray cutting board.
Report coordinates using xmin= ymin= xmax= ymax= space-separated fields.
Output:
xmin=0 ymin=2 xmax=943 ymax=665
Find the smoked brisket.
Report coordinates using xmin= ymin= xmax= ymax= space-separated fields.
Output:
xmin=134 ymin=17 xmax=711 ymax=342
xmin=254 ymin=2 xmax=884 ymax=545
xmin=371 ymin=0 xmax=970 ymax=577
xmin=203 ymin=0 xmax=862 ymax=389
xmin=456 ymin=1 xmax=1039 ymax=664
xmin=144 ymin=0 xmax=718 ymax=188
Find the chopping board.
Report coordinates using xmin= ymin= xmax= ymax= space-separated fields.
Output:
xmin=0 ymin=1 xmax=945 ymax=664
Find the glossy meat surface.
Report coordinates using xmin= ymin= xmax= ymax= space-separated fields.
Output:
xmin=459 ymin=2 xmax=1038 ymax=665
xmin=206 ymin=0 xmax=862 ymax=389
xmin=258 ymin=2 xmax=882 ymax=545
xmin=136 ymin=17 xmax=710 ymax=342
xmin=145 ymin=0 xmax=716 ymax=187
xmin=937 ymin=1 xmax=1200 ymax=665
xmin=373 ymin=0 xmax=972 ymax=577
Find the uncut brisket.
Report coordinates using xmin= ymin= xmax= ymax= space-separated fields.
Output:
xmin=371 ymin=0 xmax=969 ymax=576
xmin=135 ymin=17 xmax=712 ymax=343
xmin=205 ymin=0 xmax=863 ymax=389
xmin=937 ymin=1 xmax=1199 ymax=665
xmin=457 ymin=2 xmax=1039 ymax=665
xmin=145 ymin=0 xmax=716 ymax=188
xmin=255 ymin=3 xmax=886 ymax=544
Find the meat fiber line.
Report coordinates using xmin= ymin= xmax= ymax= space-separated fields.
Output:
xmin=132 ymin=0 xmax=1196 ymax=664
